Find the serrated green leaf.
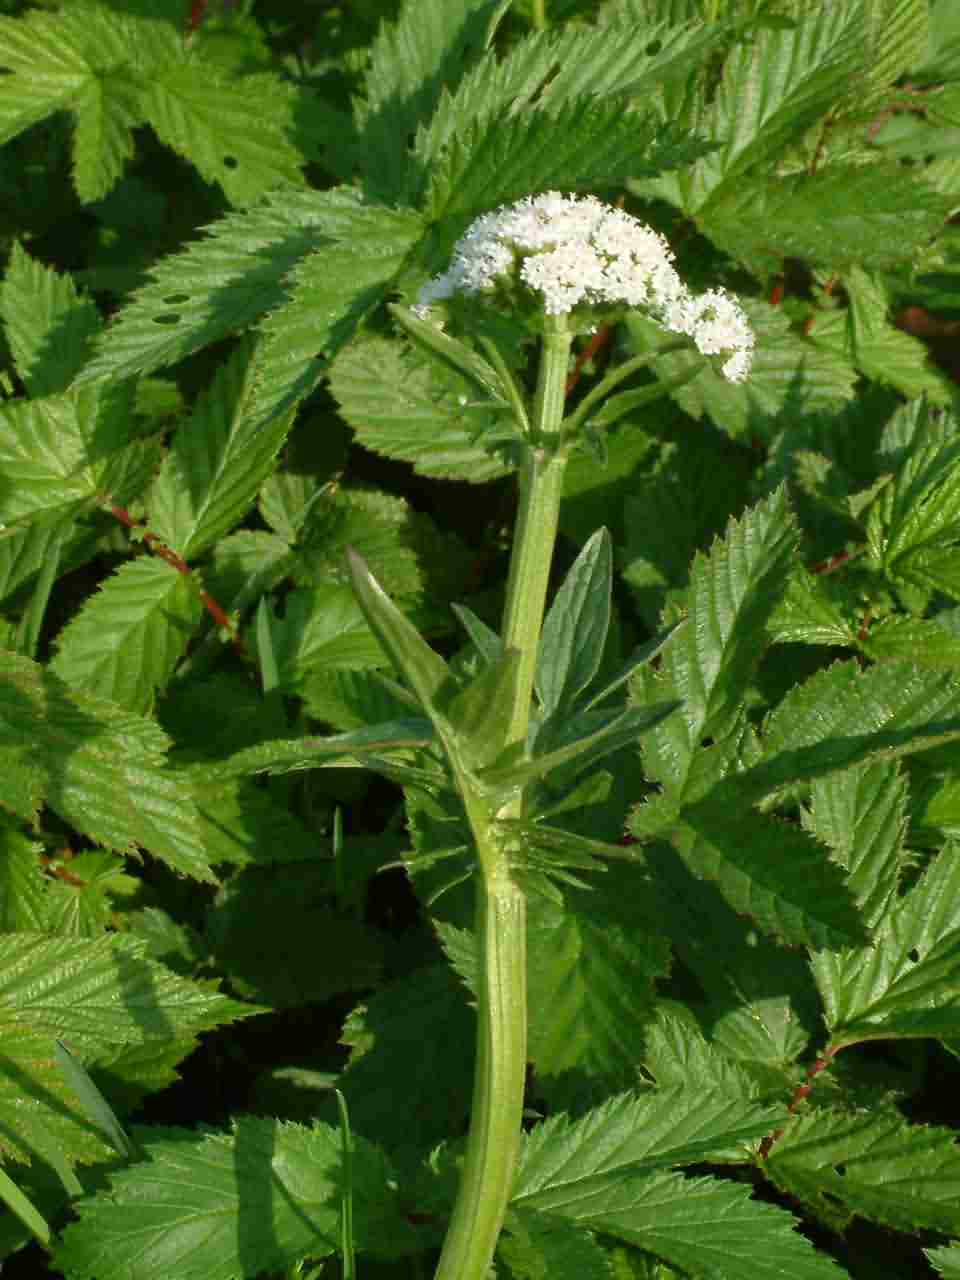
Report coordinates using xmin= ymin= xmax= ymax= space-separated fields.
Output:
xmin=43 ymin=850 xmax=138 ymax=938
xmin=802 ymin=759 xmax=906 ymax=930
xmin=0 ymin=815 xmax=48 ymax=931
xmin=295 ymin=487 xmax=424 ymax=600
xmin=329 ymin=332 xmax=515 ymax=483
xmin=705 ymin=165 xmax=953 ymax=275
xmin=640 ymin=486 xmax=797 ymax=794
xmin=49 ymin=558 xmax=204 ymax=713
xmin=651 ymin=3 xmax=866 ymax=214
xmin=142 ymin=65 xmax=303 ymax=207
xmin=54 ymin=1117 xmax=420 ymax=1280
xmin=537 ymin=528 xmax=612 ymax=719
xmin=339 ymin=964 xmax=474 ymax=1153
xmin=812 ymin=840 xmax=960 ymax=1043
xmin=766 ymin=566 xmax=858 ymax=648
xmin=516 ymin=1089 xmax=785 ymax=1202
xmin=676 ymin=796 xmax=867 ymax=951
xmin=757 ymin=660 xmax=960 ymax=792
xmin=641 ymin=842 xmax=818 ymax=1067
xmin=518 ymin=1166 xmax=845 ymax=1278
xmin=844 ymin=266 xmax=950 ymax=402
xmin=74 ymin=187 xmax=374 ymax=386
xmin=356 ymin=0 xmax=503 ymax=202
xmin=0 ymin=2 xmax=164 ymax=201
xmin=0 ymin=932 xmax=251 ymax=1167
xmin=0 ymin=652 xmax=215 ymax=882
xmin=525 ymin=872 xmax=671 ymax=1084
xmin=766 ymin=1105 xmax=960 ymax=1236
xmin=424 ymin=95 xmax=707 ymax=223
xmin=501 ymin=1206 xmax=611 ymax=1280
xmin=208 ymin=864 xmax=383 ymax=1007
xmin=0 ymin=243 xmax=102 ymax=397
xmin=149 ymin=338 xmax=297 ymax=559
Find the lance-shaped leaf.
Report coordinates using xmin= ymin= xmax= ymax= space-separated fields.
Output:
xmin=202 ymin=719 xmax=437 ymax=781
xmin=766 ymin=1106 xmax=960 ymax=1236
xmin=480 ymin=701 xmax=679 ymax=790
xmin=438 ymin=647 xmax=521 ymax=768
xmin=536 ymin=527 xmax=612 ymax=718
xmin=346 ymin=548 xmax=455 ymax=732
xmin=812 ymin=841 xmax=960 ymax=1044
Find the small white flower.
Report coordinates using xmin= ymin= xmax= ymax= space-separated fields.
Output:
xmin=415 ymin=192 xmax=754 ymax=382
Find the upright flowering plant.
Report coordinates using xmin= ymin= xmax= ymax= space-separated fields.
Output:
xmin=348 ymin=193 xmax=754 ymax=1280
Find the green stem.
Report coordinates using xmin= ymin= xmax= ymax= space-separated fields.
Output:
xmin=563 ymin=335 xmax=689 ymax=436
xmin=432 ymin=319 xmax=573 ymax=1280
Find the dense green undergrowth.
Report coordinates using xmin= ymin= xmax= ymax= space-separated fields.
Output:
xmin=3 ymin=0 xmax=960 ymax=1277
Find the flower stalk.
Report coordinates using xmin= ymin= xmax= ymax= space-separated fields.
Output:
xmin=433 ymin=323 xmax=573 ymax=1280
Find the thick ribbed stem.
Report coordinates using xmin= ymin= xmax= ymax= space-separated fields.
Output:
xmin=433 ymin=319 xmax=573 ymax=1280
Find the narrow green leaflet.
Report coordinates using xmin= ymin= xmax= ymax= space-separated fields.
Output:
xmin=0 ymin=652 xmax=215 ymax=882
xmin=355 ymin=0 xmax=503 ymax=202
xmin=802 ymin=759 xmax=906 ymax=930
xmin=424 ymin=96 xmax=707 ymax=223
xmin=246 ymin=203 xmax=424 ymax=443
xmin=74 ymin=187 xmax=373 ymax=386
xmin=207 ymin=720 xmax=437 ymax=782
xmin=766 ymin=1106 xmax=960 ymax=1235
xmin=54 ymin=1117 xmax=421 ymax=1280
xmin=0 ymin=243 xmax=101 ymax=397
xmin=640 ymin=486 xmax=797 ymax=795
xmin=756 ymin=660 xmax=960 ymax=793
xmin=347 ymin=549 xmax=453 ymax=726
xmin=811 ymin=841 xmax=960 ymax=1043
xmin=652 ymin=3 xmax=866 ymax=214
xmin=148 ymin=339 xmax=296 ymax=560
xmin=515 ymin=1090 xmax=786 ymax=1199
xmin=141 ymin=65 xmax=303 ymax=207
xmin=536 ymin=528 xmax=612 ymax=719
xmin=0 ymin=933 xmax=251 ymax=1167
xmin=50 ymin=558 xmax=204 ymax=713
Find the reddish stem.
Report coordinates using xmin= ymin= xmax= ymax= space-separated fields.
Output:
xmin=106 ymin=502 xmax=244 ymax=654
xmin=758 ymin=1045 xmax=840 ymax=1159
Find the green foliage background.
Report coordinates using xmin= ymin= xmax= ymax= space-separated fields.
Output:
xmin=2 ymin=0 xmax=960 ymax=1276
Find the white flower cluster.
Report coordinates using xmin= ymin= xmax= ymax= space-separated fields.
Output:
xmin=415 ymin=192 xmax=754 ymax=382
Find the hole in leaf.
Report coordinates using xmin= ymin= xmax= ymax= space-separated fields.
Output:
xmin=645 ymin=39 xmax=663 ymax=54
xmin=223 ymin=155 xmax=237 ymax=170
xmin=834 ymin=1164 xmax=846 ymax=1177
xmin=162 ymin=294 xmax=189 ymax=305
xmin=908 ymin=948 xmax=919 ymax=963
xmin=152 ymin=313 xmax=181 ymax=326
